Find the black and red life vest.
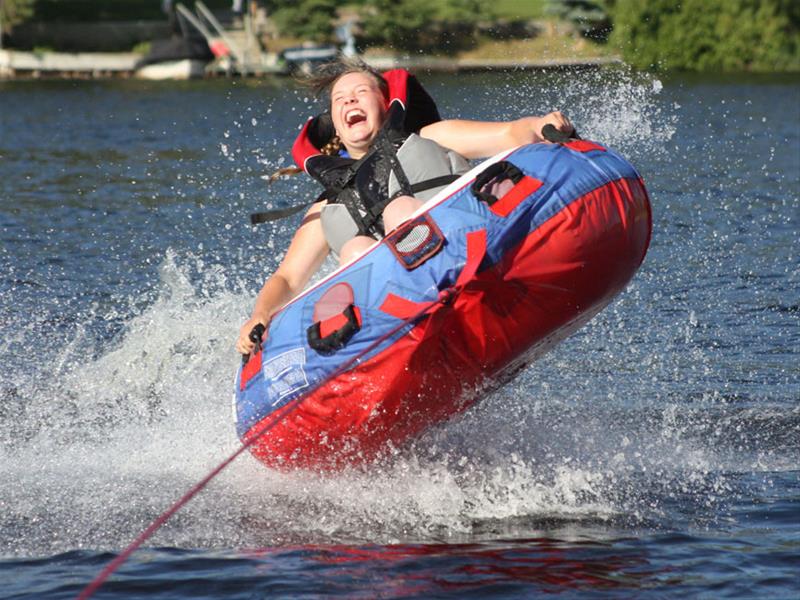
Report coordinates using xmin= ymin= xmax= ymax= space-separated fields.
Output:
xmin=290 ymin=69 xmax=459 ymax=239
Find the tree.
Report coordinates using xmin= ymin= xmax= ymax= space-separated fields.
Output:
xmin=270 ymin=0 xmax=338 ymax=42
xmin=359 ymin=0 xmax=486 ymax=54
xmin=547 ymin=0 xmax=612 ymax=42
xmin=1 ymin=0 xmax=35 ymax=36
xmin=610 ymin=0 xmax=800 ymax=72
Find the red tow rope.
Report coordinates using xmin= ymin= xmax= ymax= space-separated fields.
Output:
xmin=78 ymin=229 xmax=487 ymax=599
xmin=77 ymin=395 xmax=301 ymax=600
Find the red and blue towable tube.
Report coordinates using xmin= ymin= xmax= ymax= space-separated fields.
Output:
xmin=235 ymin=138 xmax=651 ymax=471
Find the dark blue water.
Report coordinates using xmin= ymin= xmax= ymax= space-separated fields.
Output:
xmin=1 ymin=70 xmax=798 ymax=599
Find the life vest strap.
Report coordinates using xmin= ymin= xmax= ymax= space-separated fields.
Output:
xmin=250 ymin=203 xmax=309 ymax=224
xmin=409 ymin=174 xmax=461 ymax=195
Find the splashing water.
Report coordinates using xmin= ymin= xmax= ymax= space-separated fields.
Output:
xmin=0 ymin=71 xmax=796 ymax=584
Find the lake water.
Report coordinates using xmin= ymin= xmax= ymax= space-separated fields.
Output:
xmin=0 ymin=69 xmax=798 ymax=599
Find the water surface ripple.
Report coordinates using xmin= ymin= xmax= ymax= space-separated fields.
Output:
xmin=0 ymin=71 xmax=798 ymax=599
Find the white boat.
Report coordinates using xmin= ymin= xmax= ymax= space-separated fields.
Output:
xmin=135 ymin=58 xmax=208 ymax=80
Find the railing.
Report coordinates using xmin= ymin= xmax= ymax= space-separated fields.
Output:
xmin=174 ymin=1 xmax=247 ymax=74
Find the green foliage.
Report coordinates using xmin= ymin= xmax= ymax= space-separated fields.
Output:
xmin=358 ymin=0 xmax=487 ymax=54
xmin=611 ymin=0 xmax=800 ymax=72
xmin=29 ymin=0 xmax=232 ymax=22
xmin=547 ymin=0 xmax=612 ymax=41
xmin=270 ymin=0 xmax=338 ymax=41
xmin=491 ymin=0 xmax=545 ymax=20
xmin=1 ymin=0 xmax=36 ymax=33
xmin=131 ymin=40 xmax=152 ymax=55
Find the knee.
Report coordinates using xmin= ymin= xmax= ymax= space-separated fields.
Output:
xmin=383 ymin=195 xmax=424 ymax=232
xmin=339 ymin=236 xmax=375 ymax=265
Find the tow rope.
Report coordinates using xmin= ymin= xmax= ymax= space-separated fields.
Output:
xmin=78 ymin=229 xmax=487 ymax=599
xmin=81 ymin=123 xmax=575 ymax=596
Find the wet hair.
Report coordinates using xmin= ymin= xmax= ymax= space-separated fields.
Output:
xmin=304 ymin=57 xmax=389 ymax=101
xmin=267 ymin=134 xmax=341 ymax=183
xmin=269 ymin=58 xmax=388 ymax=183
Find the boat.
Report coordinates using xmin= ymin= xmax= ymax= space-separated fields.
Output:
xmin=135 ymin=56 xmax=209 ymax=80
xmin=134 ymin=32 xmax=213 ymax=81
xmin=234 ymin=135 xmax=652 ymax=471
xmin=279 ymin=44 xmax=339 ymax=75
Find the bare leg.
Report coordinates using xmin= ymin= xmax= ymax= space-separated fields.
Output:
xmin=383 ymin=195 xmax=424 ymax=232
xmin=338 ymin=196 xmax=424 ymax=266
xmin=339 ymin=235 xmax=376 ymax=265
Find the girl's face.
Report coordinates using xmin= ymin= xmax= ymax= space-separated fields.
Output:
xmin=330 ymin=72 xmax=387 ymax=159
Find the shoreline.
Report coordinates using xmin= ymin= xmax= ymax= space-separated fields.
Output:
xmin=0 ymin=48 xmax=622 ymax=80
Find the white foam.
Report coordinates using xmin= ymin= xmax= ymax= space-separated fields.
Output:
xmin=2 ymin=72 xmax=771 ymax=557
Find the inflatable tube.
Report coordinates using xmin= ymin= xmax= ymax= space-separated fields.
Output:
xmin=235 ymin=139 xmax=652 ymax=471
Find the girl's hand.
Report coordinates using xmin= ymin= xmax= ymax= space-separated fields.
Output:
xmin=236 ymin=314 xmax=269 ymax=356
xmin=535 ymin=111 xmax=574 ymax=141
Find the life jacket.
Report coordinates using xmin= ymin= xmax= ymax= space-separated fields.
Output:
xmin=291 ymin=69 xmax=470 ymax=254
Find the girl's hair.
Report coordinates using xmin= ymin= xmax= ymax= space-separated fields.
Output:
xmin=268 ymin=58 xmax=388 ymax=183
xmin=267 ymin=134 xmax=341 ymax=182
xmin=304 ymin=57 xmax=389 ymax=100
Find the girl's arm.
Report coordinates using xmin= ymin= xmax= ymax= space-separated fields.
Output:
xmin=236 ymin=201 xmax=330 ymax=355
xmin=420 ymin=111 xmax=573 ymax=159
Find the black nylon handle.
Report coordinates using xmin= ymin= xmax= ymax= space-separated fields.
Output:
xmin=242 ymin=322 xmax=267 ymax=364
xmin=541 ymin=124 xmax=580 ymax=143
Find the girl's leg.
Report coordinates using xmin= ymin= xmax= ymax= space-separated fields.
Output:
xmin=383 ymin=195 xmax=424 ymax=232
xmin=339 ymin=235 xmax=376 ymax=265
xmin=338 ymin=196 xmax=423 ymax=266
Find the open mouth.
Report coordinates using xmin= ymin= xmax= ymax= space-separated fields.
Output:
xmin=345 ymin=110 xmax=367 ymax=126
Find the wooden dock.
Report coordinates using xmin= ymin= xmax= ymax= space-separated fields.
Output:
xmin=0 ymin=49 xmax=140 ymax=78
xmin=0 ymin=48 xmax=620 ymax=80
